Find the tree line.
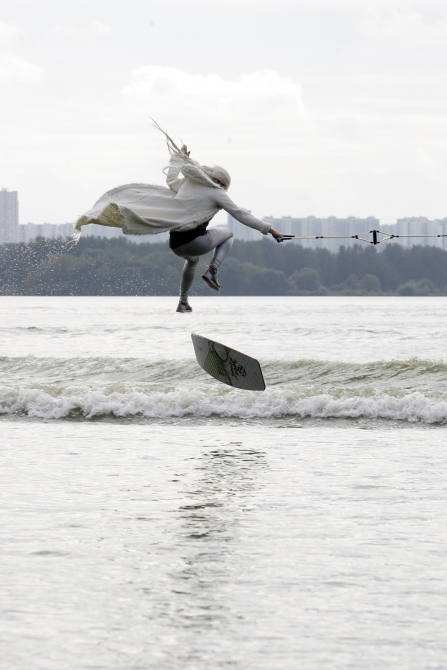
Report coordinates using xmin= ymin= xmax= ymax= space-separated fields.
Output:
xmin=1 ymin=235 xmax=447 ymax=296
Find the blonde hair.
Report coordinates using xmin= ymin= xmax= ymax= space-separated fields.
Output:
xmin=150 ymin=118 xmax=231 ymax=190
xmin=201 ymin=165 xmax=231 ymax=191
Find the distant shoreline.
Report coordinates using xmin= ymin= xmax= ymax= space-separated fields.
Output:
xmin=1 ymin=237 xmax=446 ymax=297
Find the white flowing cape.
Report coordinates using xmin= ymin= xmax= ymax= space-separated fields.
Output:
xmin=75 ymin=159 xmax=271 ymax=237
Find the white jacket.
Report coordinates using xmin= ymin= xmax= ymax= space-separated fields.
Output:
xmin=75 ymin=156 xmax=271 ymax=237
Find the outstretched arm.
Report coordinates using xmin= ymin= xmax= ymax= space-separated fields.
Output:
xmin=216 ymin=190 xmax=282 ymax=240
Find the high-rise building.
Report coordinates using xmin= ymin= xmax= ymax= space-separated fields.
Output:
xmin=0 ymin=188 xmax=19 ymax=244
xmin=227 ymin=211 xmax=259 ymax=241
xmin=381 ymin=218 xmax=447 ymax=251
xmin=263 ymin=215 xmax=380 ymax=253
xmin=261 ymin=216 xmax=447 ymax=252
xmin=18 ymin=222 xmax=74 ymax=243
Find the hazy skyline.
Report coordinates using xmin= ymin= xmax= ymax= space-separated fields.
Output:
xmin=1 ymin=0 xmax=446 ymax=225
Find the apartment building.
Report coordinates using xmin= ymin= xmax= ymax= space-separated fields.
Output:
xmin=0 ymin=188 xmax=19 ymax=244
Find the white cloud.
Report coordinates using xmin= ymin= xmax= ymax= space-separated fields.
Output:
xmin=358 ymin=8 xmax=447 ymax=43
xmin=0 ymin=22 xmax=23 ymax=46
xmin=53 ymin=22 xmax=113 ymax=40
xmin=90 ymin=22 xmax=113 ymax=36
xmin=0 ymin=22 xmax=41 ymax=86
xmin=0 ymin=54 xmax=42 ymax=85
xmin=123 ymin=66 xmax=304 ymax=118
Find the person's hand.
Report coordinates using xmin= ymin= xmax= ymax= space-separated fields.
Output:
xmin=269 ymin=228 xmax=284 ymax=243
xmin=181 ymin=144 xmax=190 ymax=156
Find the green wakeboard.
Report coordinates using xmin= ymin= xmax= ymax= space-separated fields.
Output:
xmin=191 ymin=333 xmax=265 ymax=391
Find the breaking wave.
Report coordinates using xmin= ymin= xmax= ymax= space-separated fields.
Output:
xmin=1 ymin=355 xmax=447 ymax=424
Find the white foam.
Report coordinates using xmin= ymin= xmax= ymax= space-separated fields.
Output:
xmin=1 ymin=384 xmax=446 ymax=423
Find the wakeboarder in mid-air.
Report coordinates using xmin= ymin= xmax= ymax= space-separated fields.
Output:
xmin=75 ymin=122 xmax=283 ymax=312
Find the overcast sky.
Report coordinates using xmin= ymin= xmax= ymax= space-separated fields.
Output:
xmin=1 ymin=0 xmax=446 ymax=225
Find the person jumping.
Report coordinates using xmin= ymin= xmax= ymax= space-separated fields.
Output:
xmin=75 ymin=122 xmax=283 ymax=311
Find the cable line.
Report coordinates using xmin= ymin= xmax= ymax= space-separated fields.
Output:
xmin=278 ymin=230 xmax=447 ymax=245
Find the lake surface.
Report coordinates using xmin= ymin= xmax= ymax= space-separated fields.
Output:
xmin=1 ymin=297 xmax=446 ymax=669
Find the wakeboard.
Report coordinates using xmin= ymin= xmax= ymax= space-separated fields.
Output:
xmin=191 ymin=333 xmax=265 ymax=391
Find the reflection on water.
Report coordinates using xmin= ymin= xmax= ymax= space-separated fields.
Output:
xmin=167 ymin=445 xmax=267 ymax=667
xmin=2 ymin=419 xmax=446 ymax=669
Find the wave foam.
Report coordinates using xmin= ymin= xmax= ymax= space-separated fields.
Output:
xmin=1 ymin=384 xmax=446 ymax=424
xmin=1 ymin=355 xmax=446 ymax=423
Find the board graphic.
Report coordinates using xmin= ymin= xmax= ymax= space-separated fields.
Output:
xmin=191 ymin=333 xmax=266 ymax=391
